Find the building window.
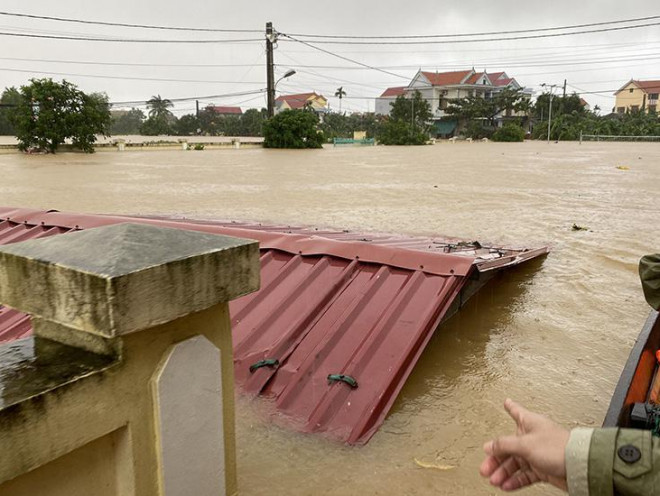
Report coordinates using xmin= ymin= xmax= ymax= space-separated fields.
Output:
xmin=649 ymin=105 xmax=657 ymax=113
xmin=629 ymin=88 xmax=634 ymax=93
xmin=467 ymin=90 xmax=474 ymax=97
xmin=617 ymin=107 xmax=625 ymax=113
xmin=631 ymin=105 xmax=640 ymax=112
xmin=650 ymin=93 xmax=659 ymax=100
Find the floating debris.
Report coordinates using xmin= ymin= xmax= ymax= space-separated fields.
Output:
xmin=414 ymin=458 xmax=455 ymax=471
xmin=572 ymin=224 xmax=589 ymax=231
xmin=616 ymin=165 xmax=630 ymax=170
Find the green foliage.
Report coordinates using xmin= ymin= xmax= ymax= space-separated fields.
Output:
xmin=12 ymin=78 xmax=110 ymax=153
xmin=0 ymin=87 xmax=20 ymax=135
xmin=193 ymin=143 xmax=204 ymax=150
xmin=262 ymin=109 xmax=324 ymax=149
xmin=379 ymin=90 xmax=432 ymax=145
xmin=110 ymin=108 xmax=145 ymax=135
xmin=146 ymin=95 xmax=173 ymax=119
xmin=240 ymin=108 xmax=267 ymax=136
xmin=492 ymin=123 xmax=526 ymax=142
xmin=175 ymin=114 xmax=200 ymax=136
xmin=463 ymin=120 xmax=495 ymax=139
xmin=140 ymin=116 xmax=172 ymax=135
xmin=447 ymin=88 xmax=530 ymax=127
xmin=531 ymin=99 xmax=660 ymax=141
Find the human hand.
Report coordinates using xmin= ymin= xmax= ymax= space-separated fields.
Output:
xmin=479 ymin=398 xmax=570 ymax=492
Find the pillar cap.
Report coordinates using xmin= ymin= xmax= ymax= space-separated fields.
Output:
xmin=0 ymin=223 xmax=259 ymax=337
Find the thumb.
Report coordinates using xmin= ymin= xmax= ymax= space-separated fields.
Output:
xmin=484 ymin=435 xmax=529 ymax=459
xmin=504 ymin=398 xmax=531 ymax=429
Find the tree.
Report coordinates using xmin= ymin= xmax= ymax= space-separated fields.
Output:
xmin=334 ymin=86 xmax=347 ymax=114
xmin=141 ymin=95 xmax=174 ymax=135
xmin=379 ymin=90 xmax=432 ymax=145
xmin=12 ymin=78 xmax=111 ymax=153
xmin=263 ymin=109 xmax=324 ymax=149
xmin=240 ymin=108 xmax=266 ymax=136
xmin=0 ymin=87 xmax=21 ymax=135
xmin=175 ymin=114 xmax=200 ymax=135
xmin=446 ymin=87 xmax=530 ymax=136
xmin=110 ymin=108 xmax=145 ymax=135
xmin=146 ymin=95 xmax=173 ymax=119
xmin=492 ymin=123 xmax=525 ymax=142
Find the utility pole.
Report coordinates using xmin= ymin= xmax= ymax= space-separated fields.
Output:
xmin=563 ymin=79 xmax=567 ymax=98
xmin=541 ymin=83 xmax=558 ymax=144
xmin=195 ymin=100 xmax=199 ymax=118
xmin=266 ymin=22 xmax=277 ymax=118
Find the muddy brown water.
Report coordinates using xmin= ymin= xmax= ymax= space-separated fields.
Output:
xmin=1 ymin=141 xmax=658 ymax=495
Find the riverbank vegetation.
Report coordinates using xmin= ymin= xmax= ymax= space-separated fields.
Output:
xmin=1 ymin=79 xmax=659 ymax=150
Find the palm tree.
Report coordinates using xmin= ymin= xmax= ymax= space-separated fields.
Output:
xmin=146 ymin=95 xmax=173 ymax=119
xmin=334 ymin=87 xmax=347 ymax=114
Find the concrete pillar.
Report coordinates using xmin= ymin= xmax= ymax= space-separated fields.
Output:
xmin=116 ymin=139 xmax=126 ymax=151
xmin=0 ymin=223 xmax=260 ymax=496
xmin=231 ymin=139 xmax=240 ymax=149
xmin=179 ymin=139 xmax=188 ymax=150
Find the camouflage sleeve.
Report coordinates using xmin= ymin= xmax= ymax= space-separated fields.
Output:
xmin=570 ymin=428 xmax=660 ymax=495
xmin=640 ymin=254 xmax=660 ymax=311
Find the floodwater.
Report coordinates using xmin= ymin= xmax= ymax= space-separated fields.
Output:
xmin=1 ymin=141 xmax=658 ymax=495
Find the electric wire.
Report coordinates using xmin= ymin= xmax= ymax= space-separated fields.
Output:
xmin=0 ymin=11 xmax=261 ymax=33
xmin=283 ymin=21 xmax=660 ymax=45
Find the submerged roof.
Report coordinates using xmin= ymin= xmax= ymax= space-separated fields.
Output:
xmin=0 ymin=208 xmax=547 ymax=444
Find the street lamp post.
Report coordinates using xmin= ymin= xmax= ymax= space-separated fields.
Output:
xmin=272 ymin=70 xmax=296 ymax=115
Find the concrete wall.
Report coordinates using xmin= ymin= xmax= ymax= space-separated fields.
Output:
xmin=0 ymin=223 xmax=259 ymax=496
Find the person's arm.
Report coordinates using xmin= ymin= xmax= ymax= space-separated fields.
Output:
xmin=572 ymin=427 xmax=660 ymax=496
xmin=481 ymin=400 xmax=660 ymax=495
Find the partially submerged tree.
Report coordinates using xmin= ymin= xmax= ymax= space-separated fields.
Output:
xmin=263 ymin=109 xmax=324 ymax=149
xmin=0 ymin=87 xmax=21 ymax=135
xmin=110 ymin=108 xmax=145 ymax=135
xmin=12 ymin=78 xmax=111 ymax=153
xmin=379 ymin=90 xmax=432 ymax=145
xmin=142 ymin=94 xmax=174 ymax=135
xmin=446 ymin=87 xmax=530 ymax=136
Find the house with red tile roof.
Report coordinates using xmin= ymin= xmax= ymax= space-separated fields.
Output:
xmin=375 ymin=86 xmax=407 ymax=115
xmin=206 ymin=106 xmax=243 ymax=116
xmin=614 ymin=79 xmax=660 ymax=114
xmin=275 ymin=92 xmax=328 ymax=114
xmin=375 ymin=69 xmax=532 ymax=135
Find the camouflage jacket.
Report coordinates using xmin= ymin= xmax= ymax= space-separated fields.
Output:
xmin=640 ymin=254 xmax=660 ymax=311
xmin=566 ymin=428 xmax=659 ymax=495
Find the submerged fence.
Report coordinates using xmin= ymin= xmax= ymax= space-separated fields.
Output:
xmin=580 ymin=131 xmax=660 ymax=144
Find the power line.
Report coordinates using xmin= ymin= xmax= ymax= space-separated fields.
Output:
xmin=0 ymin=11 xmax=261 ymax=33
xmin=0 ymin=67 xmax=264 ymax=84
xmin=283 ymin=21 xmax=660 ymax=45
xmin=279 ymin=33 xmax=409 ymax=80
xmin=109 ymin=89 xmax=267 ymax=106
xmin=287 ymin=14 xmax=660 ymax=39
xmin=0 ymin=30 xmax=262 ymax=43
xmin=0 ymin=57 xmax=263 ymax=68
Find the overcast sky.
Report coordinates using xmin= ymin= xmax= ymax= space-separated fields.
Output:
xmin=0 ymin=0 xmax=658 ymax=115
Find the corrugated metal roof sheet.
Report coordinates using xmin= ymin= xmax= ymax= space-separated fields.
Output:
xmin=0 ymin=207 xmax=548 ymax=444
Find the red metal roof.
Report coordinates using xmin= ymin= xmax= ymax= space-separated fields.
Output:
xmin=0 ymin=208 xmax=548 ymax=444
xmin=379 ymin=87 xmax=407 ymax=98
xmin=207 ymin=106 xmax=242 ymax=115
